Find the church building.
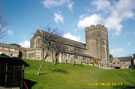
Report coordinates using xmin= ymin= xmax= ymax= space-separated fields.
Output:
xmin=25 ymin=24 xmax=109 ymax=66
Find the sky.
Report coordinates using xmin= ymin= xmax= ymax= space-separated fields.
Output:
xmin=0 ymin=0 xmax=135 ymax=57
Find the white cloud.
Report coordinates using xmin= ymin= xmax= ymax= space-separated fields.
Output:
xmin=42 ymin=0 xmax=74 ymax=11
xmin=77 ymin=14 xmax=102 ymax=29
xmin=110 ymin=48 xmax=124 ymax=57
xmin=68 ymin=2 xmax=74 ymax=11
xmin=63 ymin=32 xmax=80 ymax=41
xmin=7 ymin=30 xmax=14 ymax=36
xmin=105 ymin=0 xmax=135 ymax=36
xmin=127 ymin=42 xmax=131 ymax=45
xmin=90 ymin=0 xmax=135 ymax=36
xmin=54 ymin=13 xmax=64 ymax=24
xmin=105 ymin=17 xmax=122 ymax=36
xmin=92 ymin=0 xmax=111 ymax=11
xmin=42 ymin=0 xmax=66 ymax=8
xmin=19 ymin=40 xmax=30 ymax=48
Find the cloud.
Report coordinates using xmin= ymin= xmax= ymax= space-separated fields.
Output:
xmin=42 ymin=0 xmax=66 ymax=8
xmin=7 ymin=30 xmax=14 ymax=36
xmin=63 ymin=32 xmax=80 ymax=41
xmin=42 ymin=0 xmax=74 ymax=11
xmin=54 ymin=13 xmax=64 ymax=24
xmin=77 ymin=14 xmax=102 ymax=29
xmin=105 ymin=16 xmax=123 ymax=36
xmin=19 ymin=40 xmax=30 ymax=48
xmin=92 ymin=0 xmax=111 ymax=11
xmin=110 ymin=48 xmax=124 ymax=57
xmin=68 ymin=2 xmax=74 ymax=11
xmin=105 ymin=0 xmax=135 ymax=36
xmin=80 ymin=0 xmax=135 ymax=36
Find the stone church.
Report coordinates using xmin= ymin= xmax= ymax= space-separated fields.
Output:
xmin=25 ymin=24 xmax=109 ymax=66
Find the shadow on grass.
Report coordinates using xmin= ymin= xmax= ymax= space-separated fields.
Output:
xmin=113 ymin=86 xmax=135 ymax=89
xmin=40 ymin=69 xmax=68 ymax=75
xmin=23 ymin=79 xmax=36 ymax=89
xmin=122 ymin=86 xmax=135 ymax=89
xmin=51 ymin=69 xmax=68 ymax=74
xmin=112 ymin=73 xmax=135 ymax=89
xmin=118 ymin=74 xmax=135 ymax=86
xmin=39 ymin=72 xmax=52 ymax=75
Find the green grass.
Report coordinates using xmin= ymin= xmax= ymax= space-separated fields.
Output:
xmin=23 ymin=59 xmax=135 ymax=89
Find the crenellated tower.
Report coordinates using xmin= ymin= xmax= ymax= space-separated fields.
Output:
xmin=85 ymin=24 xmax=109 ymax=64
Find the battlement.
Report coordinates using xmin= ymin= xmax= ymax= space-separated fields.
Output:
xmin=85 ymin=24 xmax=108 ymax=32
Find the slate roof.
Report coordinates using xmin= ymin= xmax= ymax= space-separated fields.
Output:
xmin=34 ymin=30 xmax=86 ymax=49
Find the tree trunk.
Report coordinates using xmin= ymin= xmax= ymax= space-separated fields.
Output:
xmin=72 ymin=63 xmax=74 ymax=67
xmin=72 ymin=60 xmax=75 ymax=67
xmin=52 ymin=51 xmax=56 ymax=65
xmin=37 ymin=52 xmax=48 ymax=76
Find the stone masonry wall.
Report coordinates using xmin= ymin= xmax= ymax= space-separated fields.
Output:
xmin=85 ymin=24 xmax=109 ymax=64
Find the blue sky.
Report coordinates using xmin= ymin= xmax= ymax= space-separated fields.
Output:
xmin=0 ymin=0 xmax=135 ymax=57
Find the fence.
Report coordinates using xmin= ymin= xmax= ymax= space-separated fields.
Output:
xmin=0 ymin=64 xmax=24 ymax=89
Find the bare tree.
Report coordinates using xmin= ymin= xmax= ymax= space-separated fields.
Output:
xmin=0 ymin=5 xmax=7 ymax=40
xmin=37 ymin=25 xmax=66 ymax=75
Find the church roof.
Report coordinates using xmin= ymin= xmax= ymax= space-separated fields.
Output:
xmin=34 ymin=29 xmax=86 ymax=49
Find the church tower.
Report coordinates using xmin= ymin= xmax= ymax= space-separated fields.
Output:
xmin=85 ymin=24 xmax=109 ymax=64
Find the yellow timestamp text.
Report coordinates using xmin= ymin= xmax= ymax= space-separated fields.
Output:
xmin=88 ymin=82 xmax=123 ymax=86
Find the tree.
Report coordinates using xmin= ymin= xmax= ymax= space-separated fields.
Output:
xmin=0 ymin=6 xmax=7 ymax=40
xmin=37 ymin=25 xmax=66 ymax=75
xmin=109 ymin=54 xmax=113 ymax=58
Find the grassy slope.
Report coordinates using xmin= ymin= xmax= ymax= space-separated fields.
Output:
xmin=24 ymin=59 xmax=135 ymax=89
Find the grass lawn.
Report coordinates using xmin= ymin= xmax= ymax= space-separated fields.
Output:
xmin=23 ymin=59 xmax=135 ymax=89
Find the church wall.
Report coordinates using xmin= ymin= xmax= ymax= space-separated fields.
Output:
xmin=26 ymin=49 xmax=42 ymax=60
xmin=25 ymin=26 xmax=100 ymax=66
